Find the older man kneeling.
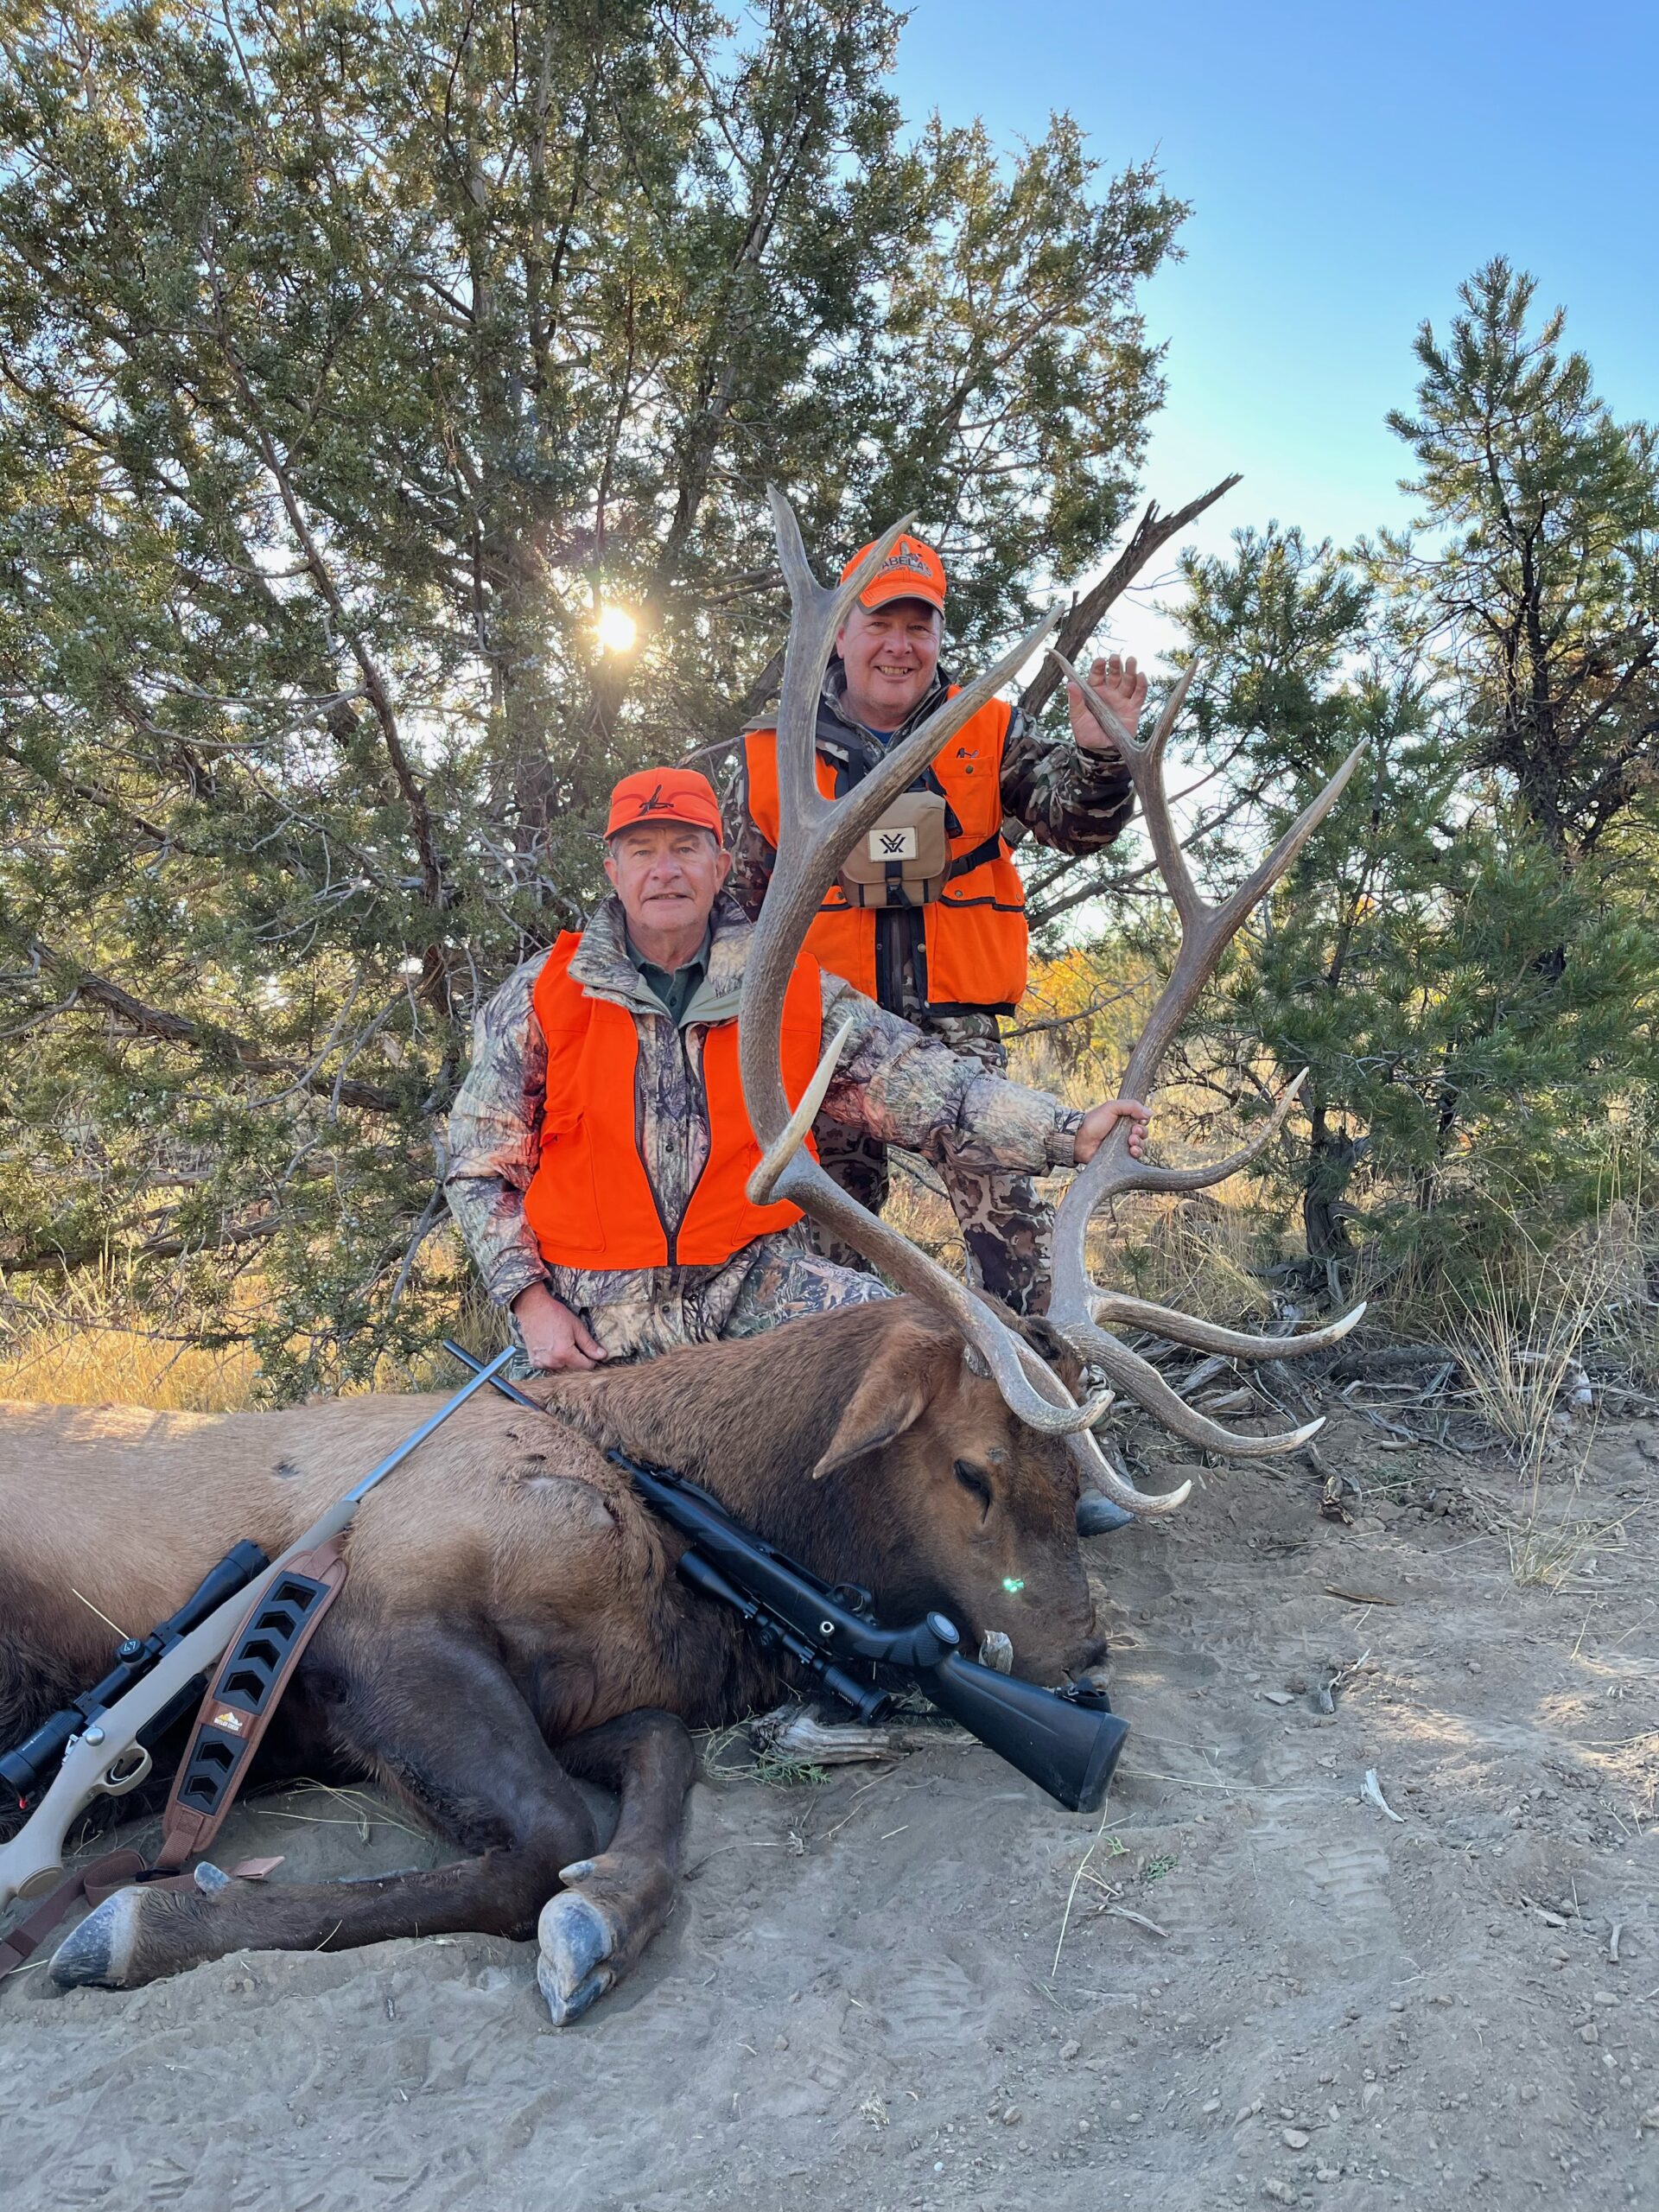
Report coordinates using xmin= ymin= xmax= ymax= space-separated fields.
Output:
xmin=445 ymin=767 xmax=1147 ymax=1374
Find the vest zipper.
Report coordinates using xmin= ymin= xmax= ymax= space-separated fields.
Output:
xmin=664 ymin=1020 xmax=712 ymax=1269
xmin=632 ymin=1010 xmax=680 ymax=1268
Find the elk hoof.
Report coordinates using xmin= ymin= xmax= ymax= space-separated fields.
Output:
xmin=49 ymin=1887 xmax=143 ymax=1990
xmin=537 ymin=1886 xmax=619 ymax=2027
xmin=1077 ymin=1493 xmax=1135 ymax=1537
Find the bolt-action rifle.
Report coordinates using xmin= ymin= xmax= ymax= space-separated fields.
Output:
xmin=0 ymin=1348 xmax=517 ymax=1917
xmin=444 ymin=1344 xmax=1128 ymax=1813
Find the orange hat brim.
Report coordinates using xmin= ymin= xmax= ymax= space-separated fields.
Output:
xmin=854 ymin=570 xmax=946 ymax=613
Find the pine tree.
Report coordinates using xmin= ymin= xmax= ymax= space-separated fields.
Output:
xmin=1377 ymin=257 xmax=1659 ymax=862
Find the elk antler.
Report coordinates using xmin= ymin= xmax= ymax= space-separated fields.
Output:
xmin=1043 ymin=649 xmax=1368 ymax=1458
xmin=738 ymin=490 xmax=1187 ymax=1516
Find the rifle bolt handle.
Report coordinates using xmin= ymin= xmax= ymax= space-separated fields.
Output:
xmin=83 ymin=1726 xmax=105 ymax=1745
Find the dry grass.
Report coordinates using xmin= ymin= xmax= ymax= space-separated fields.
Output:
xmin=0 ymin=1267 xmax=261 ymax=1411
xmin=1441 ymin=1228 xmax=1611 ymax=1483
xmin=0 ymin=1257 xmax=510 ymax=1413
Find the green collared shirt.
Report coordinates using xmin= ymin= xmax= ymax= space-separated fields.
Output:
xmin=625 ymin=925 xmax=713 ymax=1027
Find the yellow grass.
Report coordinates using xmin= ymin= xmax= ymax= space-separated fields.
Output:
xmin=0 ymin=1315 xmax=261 ymax=1411
xmin=1440 ymin=1221 xmax=1612 ymax=1482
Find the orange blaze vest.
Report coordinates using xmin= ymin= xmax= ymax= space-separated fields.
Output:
xmin=742 ymin=693 xmax=1028 ymax=1014
xmin=522 ymin=934 xmax=824 ymax=1269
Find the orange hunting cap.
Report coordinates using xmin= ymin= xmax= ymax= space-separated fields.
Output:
xmin=604 ymin=766 xmax=724 ymax=841
xmin=841 ymin=531 xmax=947 ymax=614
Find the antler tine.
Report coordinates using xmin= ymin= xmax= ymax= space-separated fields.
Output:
xmin=1009 ymin=1342 xmax=1193 ymax=1514
xmin=1050 ymin=649 xmax=1205 ymax=927
xmin=767 ymin=490 xmax=918 ymax=839
xmin=741 ymin=491 xmax=1104 ymax=1441
xmin=1014 ymin=1351 xmax=1192 ymax=1514
xmin=1213 ymin=739 xmax=1369 ymax=934
xmin=1063 ymin=1067 xmax=1311 ymax=1226
xmin=1068 ymin=1428 xmax=1191 ymax=1516
xmin=1062 ymin=1319 xmax=1327 ymax=1457
xmin=1084 ymin=1295 xmax=1367 ymax=1363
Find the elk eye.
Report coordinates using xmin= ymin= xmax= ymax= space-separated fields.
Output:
xmin=953 ymin=1459 xmax=993 ymax=1511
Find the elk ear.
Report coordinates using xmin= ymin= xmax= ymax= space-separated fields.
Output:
xmin=810 ymin=1328 xmax=956 ymax=1481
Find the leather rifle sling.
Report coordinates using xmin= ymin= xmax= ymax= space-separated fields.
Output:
xmin=0 ymin=1539 xmax=347 ymax=1987
xmin=151 ymin=1536 xmax=348 ymax=1871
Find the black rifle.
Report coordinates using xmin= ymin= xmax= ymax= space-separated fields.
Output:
xmin=443 ymin=1344 xmax=1128 ymax=1815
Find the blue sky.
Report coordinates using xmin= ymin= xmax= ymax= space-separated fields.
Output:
xmin=887 ymin=0 xmax=1658 ymax=661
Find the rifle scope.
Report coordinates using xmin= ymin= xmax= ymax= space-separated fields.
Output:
xmin=0 ymin=1539 xmax=270 ymax=1804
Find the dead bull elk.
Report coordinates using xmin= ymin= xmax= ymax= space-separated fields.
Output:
xmin=0 ymin=498 xmax=1361 ymax=2022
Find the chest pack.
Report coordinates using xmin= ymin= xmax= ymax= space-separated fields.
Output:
xmin=836 ymin=789 xmax=952 ymax=908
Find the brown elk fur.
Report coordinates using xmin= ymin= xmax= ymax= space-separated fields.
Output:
xmin=0 ymin=1300 xmax=1102 ymax=2020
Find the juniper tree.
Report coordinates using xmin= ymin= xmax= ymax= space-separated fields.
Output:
xmin=0 ymin=0 xmax=1184 ymax=1389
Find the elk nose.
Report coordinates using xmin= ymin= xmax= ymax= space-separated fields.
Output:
xmin=1078 ymin=1630 xmax=1111 ymax=1672
xmin=1077 ymin=1493 xmax=1134 ymax=1537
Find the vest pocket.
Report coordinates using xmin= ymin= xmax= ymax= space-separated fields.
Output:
xmin=528 ymin=1116 xmax=607 ymax=1257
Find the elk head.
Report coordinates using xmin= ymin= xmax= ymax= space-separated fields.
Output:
xmin=738 ymin=491 xmax=1367 ymax=1516
xmin=804 ymin=1303 xmax=1105 ymax=1685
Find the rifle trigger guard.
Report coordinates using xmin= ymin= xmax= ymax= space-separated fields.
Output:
xmin=99 ymin=1745 xmax=153 ymax=1797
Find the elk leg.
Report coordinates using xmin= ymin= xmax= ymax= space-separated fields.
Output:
xmin=534 ymin=1708 xmax=696 ymax=2027
xmin=50 ymin=1628 xmax=600 ymax=1993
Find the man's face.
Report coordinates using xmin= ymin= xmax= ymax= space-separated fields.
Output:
xmin=604 ymin=821 xmax=731 ymax=943
xmin=836 ymin=598 xmax=943 ymax=728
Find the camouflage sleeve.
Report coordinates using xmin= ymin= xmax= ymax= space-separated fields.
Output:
xmin=999 ymin=703 xmax=1136 ymax=854
xmin=442 ymin=956 xmax=551 ymax=1308
xmin=817 ymin=974 xmax=1079 ymax=1172
xmin=720 ymin=747 xmax=774 ymax=923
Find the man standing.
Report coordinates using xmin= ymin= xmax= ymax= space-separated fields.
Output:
xmin=727 ymin=531 xmax=1146 ymax=1314
xmin=445 ymin=767 xmax=1147 ymax=1372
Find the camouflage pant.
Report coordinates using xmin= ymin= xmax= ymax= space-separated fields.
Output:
xmin=812 ymin=1018 xmax=1054 ymax=1318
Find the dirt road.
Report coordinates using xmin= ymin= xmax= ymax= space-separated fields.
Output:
xmin=4 ymin=1418 xmax=1656 ymax=2210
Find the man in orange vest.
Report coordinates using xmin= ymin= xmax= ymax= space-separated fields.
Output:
xmin=728 ymin=531 xmax=1146 ymax=1315
xmin=445 ymin=766 xmax=1148 ymax=1373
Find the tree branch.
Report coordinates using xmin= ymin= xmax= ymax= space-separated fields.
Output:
xmin=22 ymin=941 xmax=404 ymax=1114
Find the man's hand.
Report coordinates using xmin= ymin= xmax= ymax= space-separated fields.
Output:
xmin=1066 ymin=652 xmax=1147 ymax=763
xmin=1072 ymin=1098 xmax=1152 ymax=1167
xmin=511 ymin=1281 xmax=608 ymax=1372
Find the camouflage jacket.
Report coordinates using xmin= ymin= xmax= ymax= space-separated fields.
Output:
xmin=721 ymin=667 xmax=1135 ymax=1020
xmin=443 ymin=893 xmax=1083 ymax=1359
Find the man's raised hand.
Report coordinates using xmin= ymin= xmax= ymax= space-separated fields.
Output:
xmin=1066 ymin=652 xmax=1147 ymax=763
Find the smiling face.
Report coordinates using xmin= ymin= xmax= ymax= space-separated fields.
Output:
xmin=836 ymin=597 xmax=944 ymax=732
xmin=604 ymin=821 xmax=732 ymax=956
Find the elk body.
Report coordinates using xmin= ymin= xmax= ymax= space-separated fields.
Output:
xmin=0 ymin=1300 xmax=1103 ymax=2019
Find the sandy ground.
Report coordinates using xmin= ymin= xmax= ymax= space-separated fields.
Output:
xmin=3 ymin=1413 xmax=1656 ymax=2212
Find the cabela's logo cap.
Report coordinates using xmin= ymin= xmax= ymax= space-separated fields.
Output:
xmin=605 ymin=766 xmax=724 ymax=841
xmin=841 ymin=532 xmax=947 ymax=613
